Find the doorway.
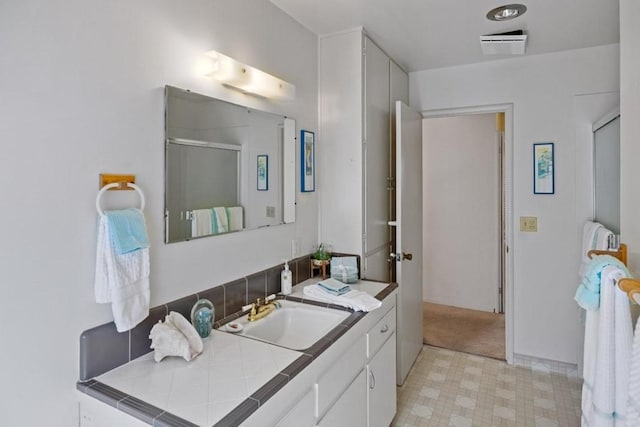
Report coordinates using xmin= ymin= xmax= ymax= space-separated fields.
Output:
xmin=421 ymin=105 xmax=513 ymax=362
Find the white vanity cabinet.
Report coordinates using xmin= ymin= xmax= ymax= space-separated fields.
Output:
xmin=276 ymin=388 xmax=315 ymax=427
xmin=367 ymin=334 xmax=397 ymax=427
xmin=318 ymin=29 xmax=409 ymax=281
xmin=317 ymin=369 xmax=367 ymax=427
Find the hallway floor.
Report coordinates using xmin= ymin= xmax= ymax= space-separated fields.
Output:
xmin=392 ymin=346 xmax=581 ymax=427
xmin=424 ymin=302 xmax=505 ymax=360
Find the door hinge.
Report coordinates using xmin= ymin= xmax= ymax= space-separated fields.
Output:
xmin=386 ymin=177 xmax=395 ymax=191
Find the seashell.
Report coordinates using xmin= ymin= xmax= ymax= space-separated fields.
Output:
xmin=149 ymin=311 xmax=203 ymax=362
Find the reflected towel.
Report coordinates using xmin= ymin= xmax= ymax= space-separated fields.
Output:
xmin=95 ymin=215 xmax=150 ymax=332
xmin=226 ymin=206 xmax=243 ymax=232
xmin=303 ymin=284 xmax=381 ymax=312
xmin=191 ymin=209 xmax=213 ymax=237
xmin=105 ymin=208 xmax=149 ymax=254
xmin=212 ymin=207 xmax=229 ymax=234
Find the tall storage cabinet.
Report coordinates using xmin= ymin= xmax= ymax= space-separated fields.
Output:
xmin=318 ymin=29 xmax=409 ymax=281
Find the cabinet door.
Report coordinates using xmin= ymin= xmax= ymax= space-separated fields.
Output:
xmin=276 ymin=388 xmax=314 ymax=427
xmin=368 ymin=333 xmax=397 ymax=427
xmin=318 ymin=369 xmax=367 ymax=427
xmin=364 ymin=36 xmax=391 ymax=282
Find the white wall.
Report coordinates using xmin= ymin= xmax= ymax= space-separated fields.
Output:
xmin=422 ymin=114 xmax=500 ymax=312
xmin=0 ymin=1 xmax=317 ymax=426
xmin=620 ymin=0 xmax=640 ymax=274
xmin=411 ymin=44 xmax=619 ymax=363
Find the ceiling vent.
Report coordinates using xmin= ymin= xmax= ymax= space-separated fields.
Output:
xmin=480 ymin=30 xmax=527 ymax=55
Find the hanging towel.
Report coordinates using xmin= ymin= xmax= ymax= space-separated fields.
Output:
xmin=95 ymin=213 xmax=150 ymax=332
xmin=105 ymin=208 xmax=149 ymax=254
xmin=580 ymin=221 xmax=604 ymax=277
xmin=575 ymin=255 xmax=630 ymax=310
xmin=226 ymin=206 xmax=244 ymax=232
xmin=581 ymin=265 xmax=632 ymax=427
xmin=191 ymin=209 xmax=213 ymax=237
xmin=626 ymin=314 xmax=640 ymax=426
xmin=303 ymin=284 xmax=381 ymax=312
xmin=212 ymin=207 xmax=229 ymax=234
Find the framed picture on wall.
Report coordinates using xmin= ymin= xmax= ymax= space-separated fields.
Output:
xmin=533 ymin=142 xmax=554 ymax=194
xmin=257 ymin=155 xmax=268 ymax=191
xmin=301 ymin=130 xmax=315 ymax=192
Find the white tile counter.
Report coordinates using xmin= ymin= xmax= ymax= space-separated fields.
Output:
xmin=96 ymin=331 xmax=301 ymax=426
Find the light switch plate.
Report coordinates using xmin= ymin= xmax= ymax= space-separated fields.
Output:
xmin=520 ymin=216 xmax=537 ymax=232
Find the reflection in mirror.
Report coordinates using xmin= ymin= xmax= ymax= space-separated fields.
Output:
xmin=165 ymin=86 xmax=295 ymax=243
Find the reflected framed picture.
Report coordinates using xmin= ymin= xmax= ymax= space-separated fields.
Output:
xmin=301 ymin=130 xmax=315 ymax=192
xmin=257 ymin=155 xmax=268 ymax=191
xmin=533 ymin=142 xmax=554 ymax=194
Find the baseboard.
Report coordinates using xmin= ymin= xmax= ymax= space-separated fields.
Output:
xmin=514 ymin=353 xmax=578 ymax=377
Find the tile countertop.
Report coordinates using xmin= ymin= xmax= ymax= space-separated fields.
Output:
xmin=90 ymin=278 xmax=392 ymax=426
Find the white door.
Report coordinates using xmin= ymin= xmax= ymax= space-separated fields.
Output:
xmin=395 ymin=101 xmax=423 ymax=385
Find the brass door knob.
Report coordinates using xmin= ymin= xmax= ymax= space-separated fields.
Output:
xmin=402 ymin=252 xmax=413 ymax=261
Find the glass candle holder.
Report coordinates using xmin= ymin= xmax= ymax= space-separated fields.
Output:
xmin=190 ymin=299 xmax=214 ymax=338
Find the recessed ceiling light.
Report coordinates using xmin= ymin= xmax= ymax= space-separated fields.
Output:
xmin=487 ymin=4 xmax=527 ymax=21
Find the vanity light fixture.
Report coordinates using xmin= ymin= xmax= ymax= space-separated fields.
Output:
xmin=486 ymin=4 xmax=527 ymax=21
xmin=203 ymin=50 xmax=295 ymax=100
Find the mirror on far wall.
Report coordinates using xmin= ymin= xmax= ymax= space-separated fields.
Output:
xmin=164 ymin=85 xmax=295 ymax=243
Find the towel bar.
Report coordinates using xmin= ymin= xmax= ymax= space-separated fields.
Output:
xmin=96 ymin=182 xmax=145 ymax=216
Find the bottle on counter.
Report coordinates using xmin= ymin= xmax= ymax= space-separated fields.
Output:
xmin=281 ymin=260 xmax=292 ymax=295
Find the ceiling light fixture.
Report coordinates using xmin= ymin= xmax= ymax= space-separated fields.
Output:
xmin=486 ymin=4 xmax=527 ymax=21
xmin=203 ymin=50 xmax=295 ymax=100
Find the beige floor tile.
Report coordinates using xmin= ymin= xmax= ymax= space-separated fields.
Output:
xmin=393 ymin=346 xmax=581 ymax=427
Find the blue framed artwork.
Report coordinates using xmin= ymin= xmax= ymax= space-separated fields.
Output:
xmin=533 ymin=142 xmax=554 ymax=194
xmin=257 ymin=155 xmax=268 ymax=191
xmin=301 ymin=130 xmax=315 ymax=192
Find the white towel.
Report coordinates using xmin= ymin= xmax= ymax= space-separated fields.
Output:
xmin=191 ymin=209 xmax=213 ymax=237
xmin=226 ymin=206 xmax=243 ymax=232
xmin=581 ymin=265 xmax=632 ymax=427
xmin=212 ymin=207 xmax=229 ymax=233
xmin=627 ymin=314 xmax=640 ymax=426
xmin=95 ymin=216 xmax=150 ymax=332
xmin=303 ymin=284 xmax=382 ymax=312
xmin=580 ymin=221 xmax=604 ymax=277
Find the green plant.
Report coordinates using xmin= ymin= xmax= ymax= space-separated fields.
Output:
xmin=312 ymin=243 xmax=331 ymax=261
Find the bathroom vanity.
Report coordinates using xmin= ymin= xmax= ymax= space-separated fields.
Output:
xmin=77 ymin=279 xmax=398 ymax=427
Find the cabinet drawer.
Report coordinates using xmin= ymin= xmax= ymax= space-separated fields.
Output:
xmin=316 ymin=335 xmax=366 ymax=417
xmin=367 ymin=306 xmax=396 ymax=359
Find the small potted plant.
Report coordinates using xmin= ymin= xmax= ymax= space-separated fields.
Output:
xmin=312 ymin=243 xmax=331 ymax=266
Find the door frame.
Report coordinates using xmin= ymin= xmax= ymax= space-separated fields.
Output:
xmin=420 ymin=103 xmax=514 ymax=364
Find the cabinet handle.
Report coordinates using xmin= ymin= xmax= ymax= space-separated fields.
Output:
xmin=380 ymin=324 xmax=389 ymax=333
xmin=369 ymin=370 xmax=376 ymax=390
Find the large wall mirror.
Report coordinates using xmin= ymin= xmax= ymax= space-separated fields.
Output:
xmin=165 ymin=85 xmax=295 ymax=243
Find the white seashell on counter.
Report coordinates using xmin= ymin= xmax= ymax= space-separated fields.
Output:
xmin=149 ymin=311 xmax=203 ymax=362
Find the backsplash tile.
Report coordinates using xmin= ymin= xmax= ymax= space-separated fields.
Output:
xmin=79 ymin=322 xmax=129 ymax=381
xmin=295 ymin=256 xmax=311 ymax=284
xmin=166 ymin=294 xmax=199 ymax=320
xmin=224 ymin=278 xmax=248 ymax=316
xmin=247 ymin=272 xmax=266 ymax=303
xmin=266 ymin=265 xmax=281 ymax=296
xmin=197 ymin=285 xmax=225 ymax=322
xmin=130 ymin=305 xmax=167 ymax=360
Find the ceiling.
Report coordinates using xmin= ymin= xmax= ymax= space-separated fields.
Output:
xmin=269 ymin=0 xmax=619 ymax=72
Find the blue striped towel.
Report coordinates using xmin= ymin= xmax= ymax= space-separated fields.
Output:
xmin=317 ymin=278 xmax=352 ymax=296
xmin=105 ymin=208 xmax=149 ymax=254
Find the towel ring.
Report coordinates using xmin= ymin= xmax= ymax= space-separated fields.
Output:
xmin=96 ymin=182 xmax=145 ymax=216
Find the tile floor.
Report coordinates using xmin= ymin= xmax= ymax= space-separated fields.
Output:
xmin=392 ymin=346 xmax=582 ymax=427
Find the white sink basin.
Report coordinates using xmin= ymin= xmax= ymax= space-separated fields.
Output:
xmin=234 ymin=300 xmax=350 ymax=350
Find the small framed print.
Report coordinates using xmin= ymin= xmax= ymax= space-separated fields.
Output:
xmin=301 ymin=130 xmax=315 ymax=192
xmin=533 ymin=142 xmax=554 ymax=194
xmin=257 ymin=155 xmax=268 ymax=191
